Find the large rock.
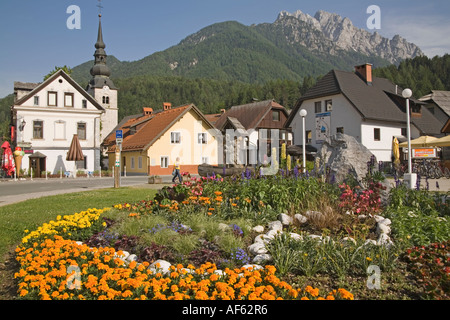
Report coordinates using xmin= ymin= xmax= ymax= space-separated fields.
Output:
xmin=315 ymin=133 xmax=377 ymax=186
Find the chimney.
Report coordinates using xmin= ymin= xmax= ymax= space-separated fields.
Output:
xmin=163 ymin=102 xmax=172 ymax=111
xmin=355 ymin=63 xmax=373 ymax=85
xmin=143 ymin=107 xmax=153 ymax=116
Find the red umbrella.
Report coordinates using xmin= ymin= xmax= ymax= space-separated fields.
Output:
xmin=1 ymin=141 xmax=16 ymax=176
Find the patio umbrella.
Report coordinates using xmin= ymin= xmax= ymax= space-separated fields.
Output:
xmin=1 ymin=141 xmax=15 ymax=176
xmin=398 ymin=135 xmax=438 ymax=148
xmin=66 ymin=134 xmax=84 ymax=178
xmin=428 ymin=135 xmax=450 ymax=147
xmin=392 ymin=137 xmax=400 ymax=165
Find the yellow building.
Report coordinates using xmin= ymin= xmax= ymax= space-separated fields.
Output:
xmin=104 ymin=103 xmax=219 ymax=175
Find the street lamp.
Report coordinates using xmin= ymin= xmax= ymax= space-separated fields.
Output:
xmin=299 ymin=109 xmax=307 ymax=173
xmin=402 ymin=88 xmax=417 ymax=189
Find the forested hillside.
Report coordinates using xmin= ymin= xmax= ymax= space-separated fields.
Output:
xmin=373 ymin=54 xmax=450 ymax=98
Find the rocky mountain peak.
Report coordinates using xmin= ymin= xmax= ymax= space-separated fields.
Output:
xmin=276 ymin=9 xmax=423 ymax=64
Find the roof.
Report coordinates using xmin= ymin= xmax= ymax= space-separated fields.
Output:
xmin=419 ymin=90 xmax=450 ymax=117
xmin=214 ymin=100 xmax=288 ymax=130
xmin=286 ymin=69 xmax=425 ymax=127
xmin=13 ymin=69 xmax=105 ymax=111
xmin=411 ymin=106 xmax=445 ymax=136
xmin=204 ymin=113 xmax=222 ymax=126
xmin=106 ymin=104 xmax=215 ymax=152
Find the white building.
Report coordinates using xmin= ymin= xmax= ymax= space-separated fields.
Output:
xmin=10 ymin=14 xmax=118 ymax=177
xmin=285 ymin=64 xmax=442 ymax=162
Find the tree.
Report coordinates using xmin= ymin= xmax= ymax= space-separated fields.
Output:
xmin=44 ymin=66 xmax=73 ymax=80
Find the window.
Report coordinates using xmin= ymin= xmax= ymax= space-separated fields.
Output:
xmin=77 ymin=122 xmax=86 ymax=140
xmin=161 ymin=156 xmax=169 ymax=168
xmin=48 ymin=92 xmax=57 ymax=106
xmin=272 ymin=110 xmax=280 ymax=121
xmin=306 ymin=130 xmax=312 ymax=144
xmin=54 ymin=121 xmax=66 ymax=140
xmin=82 ymin=99 xmax=87 ymax=109
xmin=337 ymin=127 xmax=344 ymax=134
xmin=33 ymin=120 xmax=43 ymax=139
xmin=64 ymin=93 xmax=74 ymax=107
xmin=314 ymin=101 xmax=322 ymax=113
xmin=374 ymin=128 xmax=381 ymax=141
xmin=138 ymin=156 xmax=143 ymax=169
xmin=130 ymin=157 xmax=135 ymax=169
xmin=198 ymin=133 xmax=207 ymax=144
xmin=171 ymin=132 xmax=181 ymax=144
xmin=325 ymin=100 xmax=333 ymax=111
xmin=34 ymin=96 xmax=39 ymax=106
xmin=401 ymin=128 xmax=407 ymax=136
xmin=202 ymin=157 xmax=209 ymax=164
xmin=102 ymin=96 xmax=109 ymax=104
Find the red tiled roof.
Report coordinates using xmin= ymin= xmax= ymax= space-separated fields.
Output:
xmin=107 ymin=104 xmax=193 ymax=152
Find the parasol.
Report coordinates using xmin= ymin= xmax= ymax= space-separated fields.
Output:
xmin=392 ymin=137 xmax=400 ymax=166
xmin=66 ymin=134 xmax=84 ymax=178
xmin=1 ymin=141 xmax=15 ymax=176
xmin=398 ymin=135 xmax=438 ymax=148
xmin=427 ymin=135 xmax=450 ymax=147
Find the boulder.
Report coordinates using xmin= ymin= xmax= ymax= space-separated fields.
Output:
xmin=314 ymin=133 xmax=377 ymax=186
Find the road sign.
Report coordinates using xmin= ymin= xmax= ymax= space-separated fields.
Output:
xmin=116 ymin=130 xmax=123 ymax=143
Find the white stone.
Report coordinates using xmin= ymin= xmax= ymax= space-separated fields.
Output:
xmin=308 ymin=234 xmax=323 ymax=241
xmin=254 ymin=234 xmax=271 ymax=244
xmin=252 ymin=225 xmax=265 ymax=233
xmin=372 ymin=215 xmax=385 ymax=223
xmin=378 ymin=218 xmax=392 ymax=226
xmin=377 ymin=233 xmax=393 ymax=248
xmin=252 ymin=254 xmax=273 ymax=264
xmin=214 ymin=269 xmax=225 ymax=276
xmin=248 ymin=242 xmax=268 ymax=255
xmin=241 ymin=264 xmax=263 ymax=271
xmin=126 ymin=254 xmax=138 ymax=262
xmin=341 ymin=237 xmax=357 ymax=245
xmin=268 ymin=220 xmax=283 ymax=232
xmin=279 ymin=213 xmax=293 ymax=226
xmin=75 ymin=241 xmax=83 ymax=246
xmin=114 ymin=250 xmax=130 ymax=260
xmin=149 ymin=259 xmax=172 ymax=274
xmin=294 ymin=214 xmax=308 ymax=224
xmin=364 ymin=239 xmax=377 ymax=246
xmin=266 ymin=229 xmax=282 ymax=239
xmin=377 ymin=223 xmax=391 ymax=235
xmin=288 ymin=232 xmax=303 ymax=241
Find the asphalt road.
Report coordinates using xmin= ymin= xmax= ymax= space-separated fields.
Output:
xmin=0 ymin=176 xmax=173 ymax=207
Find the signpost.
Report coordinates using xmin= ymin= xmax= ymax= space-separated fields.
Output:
xmin=114 ymin=130 xmax=122 ymax=188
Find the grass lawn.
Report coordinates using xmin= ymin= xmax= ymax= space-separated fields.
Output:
xmin=0 ymin=186 xmax=158 ymax=263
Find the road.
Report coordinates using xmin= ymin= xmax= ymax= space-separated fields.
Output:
xmin=0 ymin=176 xmax=173 ymax=207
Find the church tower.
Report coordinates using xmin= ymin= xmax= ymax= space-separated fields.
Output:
xmin=87 ymin=14 xmax=118 ymax=143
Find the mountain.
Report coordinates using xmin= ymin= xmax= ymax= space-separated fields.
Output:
xmin=70 ymin=10 xmax=423 ymax=86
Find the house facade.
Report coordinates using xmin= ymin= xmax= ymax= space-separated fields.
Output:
xmin=213 ymin=100 xmax=292 ymax=166
xmin=285 ymin=64 xmax=443 ymax=163
xmin=104 ymin=103 xmax=219 ymax=175
xmin=9 ymin=14 xmax=118 ymax=176
xmin=11 ymin=70 xmax=104 ymax=176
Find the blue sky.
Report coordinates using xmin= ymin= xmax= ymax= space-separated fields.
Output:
xmin=0 ymin=0 xmax=449 ymax=98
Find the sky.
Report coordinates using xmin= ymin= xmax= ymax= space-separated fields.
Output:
xmin=0 ymin=0 xmax=449 ymax=98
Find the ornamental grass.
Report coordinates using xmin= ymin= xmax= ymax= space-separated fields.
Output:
xmin=14 ymin=207 xmax=354 ymax=300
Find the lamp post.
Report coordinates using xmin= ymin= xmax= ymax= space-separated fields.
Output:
xmin=299 ymin=109 xmax=307 ymax=173
xmin=402 ymin=88 xmax=417 ymax=189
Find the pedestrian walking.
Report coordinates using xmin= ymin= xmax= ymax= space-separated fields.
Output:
xmin=172 ymin=157 xmax=182 ymax=183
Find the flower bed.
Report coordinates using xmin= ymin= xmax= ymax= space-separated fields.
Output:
xmin=14 ymin=206 xmax=354 ymax=300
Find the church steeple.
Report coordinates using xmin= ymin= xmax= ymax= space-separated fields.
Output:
xmin=88 ymin=14 xmax=116 ymax=89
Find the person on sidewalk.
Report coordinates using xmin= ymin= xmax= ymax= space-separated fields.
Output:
xmin=172 ymin=157 xmax=182 ymax=184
